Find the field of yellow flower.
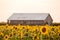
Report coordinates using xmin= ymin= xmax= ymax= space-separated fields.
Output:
xmin=0 ymin=24 xmax=60 ymax=40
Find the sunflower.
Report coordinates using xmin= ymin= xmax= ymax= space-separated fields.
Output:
xmin=32 ymin=26 xmax=37 ymax=32
xmin=13 ymin=32 xmax=17 ymax=36
xmin=58 ymin=30 xmax=60 ymax=33
xmin=50 ymin=31 xmax=56 ymax=38
xmin=4 ymin=26 xmax=9 ymax=31
xmin=9 ymin=32 xmax=13 ymax=37
xmin=55 ymin=26 xmax=60 ymax=33
xmin=34 ymin=36 xmax=37 ymax=40
xmin=26 ymin=25 xmax=31 ymax=31
xmin=12 ymin=25 xmax=16 ymax=30
xmin=32 ymin=33 xmax=39 ymax=40
xmin=20 ymin=25 xmax=26 ymax=30
xmin=40 ymin=26 xmax=49 ymax=35
xmin=0 ymin=32 xmax=4 ymax=37
xmin=4 ymin=35 xmax=9 ymax=40
xmin=0 ymin=26 xmax=2 ymax=30
xmin=59 ymin=32 xmax=60 ymax=36
xmin=50 ymin=27 xmax=55 ymax=31
xmin=32 ymin=34 xmax=36 ymax=40
xmin=50 ymin=26 xmax=57 ymax=31
xmin=19 ymin=31 xmax=24 ymax=38
xmin=58 ymin=30 xmax=60 ymax=36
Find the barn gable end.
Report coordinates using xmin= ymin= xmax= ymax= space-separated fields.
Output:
xmin=44 ymin=14 xmax=53 ymax=25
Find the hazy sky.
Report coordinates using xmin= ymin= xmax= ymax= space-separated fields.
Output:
xmin=0 ymin=0 xmax=60 ymax=22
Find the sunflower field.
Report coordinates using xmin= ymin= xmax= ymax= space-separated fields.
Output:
xmin=0 ymin=24 xmax=60 ymax=40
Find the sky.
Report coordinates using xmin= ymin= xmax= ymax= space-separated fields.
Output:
xmin=0 ymin=0 xmax=60 ymax=23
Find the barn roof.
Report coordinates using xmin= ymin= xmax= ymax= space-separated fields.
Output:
xmin=8 ymin=13 xmax=50 ymax=20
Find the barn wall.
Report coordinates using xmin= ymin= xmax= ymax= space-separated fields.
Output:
xmin=45 ymin=15 xmax=53 ymax=25
xmin=27 ymin=20 xmax=45 ymax=25
xmin=8 ymin=20 xmax=45 ymax=25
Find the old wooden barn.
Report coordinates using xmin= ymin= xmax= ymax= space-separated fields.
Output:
xmin=7 ymin=13 xmax=53 ymax=25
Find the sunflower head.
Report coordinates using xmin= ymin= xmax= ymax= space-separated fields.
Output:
xmin=51 ymin=26 xmax=56 ymax=32
xmin=9 ymin=32 xmax=14 ymax=37
xmin=50 ymin=31 xmax=56 ymax=37
xmin=4 ymin=26 xmax=9 ymax=31
xmin=9 ymin=33 xmax=13 ymax=37
xmin=34 ymin=36 xmax=37 ymax=39
xmin=40 ymin=26 xmax=49 ymax=35
xmin=4 ymin=35 xmax=9 ymax=40
xmin=51 ymin=27 xmax=55 ymax=31
xmin=59 ymin=33 xmax=60 ymax=36
xmin=42 ymin=27 xmax=46 ymax=33
xmin=12 ymin=26 xmax=16 ymax=30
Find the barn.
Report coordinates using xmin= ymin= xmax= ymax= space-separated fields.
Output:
xmin=7 ymin=13 xmax=53 ymax=25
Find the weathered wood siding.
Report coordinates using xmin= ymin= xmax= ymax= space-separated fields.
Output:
xmin=45 ymin=15 xmax=53 ymax=25
xmin=8 ymin=20 xmax=45 ymax=25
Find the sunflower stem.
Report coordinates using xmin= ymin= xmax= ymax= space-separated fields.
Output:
xmin=41 ymin=33 xmax=42 ymax=40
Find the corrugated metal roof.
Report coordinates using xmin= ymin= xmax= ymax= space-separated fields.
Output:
xmin=8 ymin=13 xmax=49 ymax=20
